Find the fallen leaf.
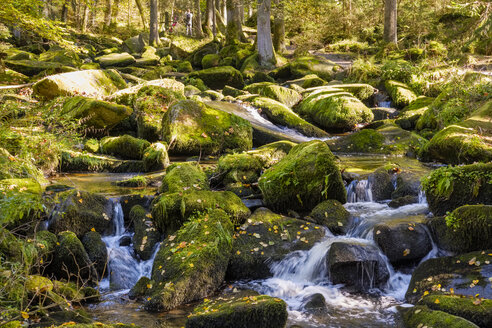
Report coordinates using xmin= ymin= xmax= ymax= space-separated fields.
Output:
xmin=403 ymin=249 xmax=411 ymax=256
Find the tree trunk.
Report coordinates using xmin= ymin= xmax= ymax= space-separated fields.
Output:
xmin=206 ymin=0 xmax=214 ymax=29
xmin=61 ymin=1 xmax=69 ymax=22
xmin=272 ymin=1 xmax=285 ymax=53
xmin=383 ymin=0 xmax=397 ymax=44
xmin=257 ymin=0 xmax=275 ymax=67
xmin=111 ymin=0 xmax=121 ymax=26
xmin=222 ymin=0 xmax=227 ymax=22
xmin=226 ymin=0 xmax=244 ymax=44
xmin=194 ymin=0 xmax=204 ymax=38
xmin=104 ymin=0 xmax=112 ymax=29
xmin=81 ymin=4 xmax=90 ymax=32
xmin=135 ymin=0 xmax=147 ymax=29
xmin=89 ymin=0 xmax=99 ymax=29
xmin=149 ymin=0 xmax=160 ymax=45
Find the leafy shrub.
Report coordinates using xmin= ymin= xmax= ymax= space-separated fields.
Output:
xmin=347 ymin=57 xmax=381 ymax=83
xmin=381 ymin=59 xmax=418 ymax=83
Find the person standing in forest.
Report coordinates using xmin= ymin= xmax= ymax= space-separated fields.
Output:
xmin=185 ymin=9 xmax=193 ymax=36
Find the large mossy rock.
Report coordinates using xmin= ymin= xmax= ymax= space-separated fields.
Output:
xmin=226 ymin=207 xmax=325 ymax=280
xmin=60 ymin=150 xmax=145 ymax=173
xmin=145 ymin=209 xmax=234 ymax=312
xmin=130 ymin=205 xmax=161 ymax=260
xmin=39 ymin=49 xmax=81 ymax=67
xmin=244 ymin=82 xmax=302 ymax=107
xmin=258 ymin=140 xmax=346 ymax=213
xmin=270 ymin=56 xmax=340 ymax=81
xmin=186 ymin=293 xmax=288 ymax=328
xmin=405 ymin=250 xmax=492 ymax=304
xmin=95 ymin=52 xmax=136 ymax=68
xmin=188 ymin=66 xmax=245 ymax=89
xmin=327 ymin=241 xmax=389 ymax=291
xmin=400 ymin=305 xmax=480 ymax=328
xmin=385 ymin=80 xmax=418 ymax=108
xmin=307 ymin=199 xmax=350 ymax=235
xmin=283 ymin=74 xmax=327 ymax=89
xmin=162 ymin=100 xmax=252 ymax=155
xmin=324 ymin=83 xmax=377 ymax=102
xmin=143 ymin=143 xmax=170 ymax=172
xmin=151 ymin=190 xmax=250 ymax=234
xmin=61 ymin=97 xmax=133 ymax=131
xmin=100 ymin=135 xmax=151 ymax=160
xmin=250 ymin=97 xmax=329 ymax=138
xmin=295 ymin=91 xmax=373 ymax=131
xmin=110 ymin=79 xmax=186 ymax=105
xmin=428 ymin=205 xmax=492 ymax=254
xmin=33 ymin=69 xmax=126 ymax=99
xmin=421 ymin=163 xmax=492 ymax=216
xmin=4 ymin=59 xmax=63 ymax=76
xmin=326 ymin=122 xmax=427 ymax=156
xmin=81 ymin=231 xmax=108 ymax=279
xmin=49 ymin=190 xmax=113 ymax=238
xmin=159 ymin=162 xmax=210 ymax=194
xmin=374 ymin=219 xmax=432 ymax=266
xmin=419 ymin=100 xmax=492 ymax=164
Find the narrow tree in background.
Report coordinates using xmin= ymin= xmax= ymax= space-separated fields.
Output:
xmin=226 ymin=0 xmax=245 ymax=43
xmin=195 ymin=0 xmax=204 ymax=38
xmin=135 ymin=0 xmax=147 ymax=29
xmin=149 ymin=0 xmax=159 ymax=45
xmin=384 ymin=0 xmax=397 ymax=44
xmin=273 ymin=0 xmax=285 ymax=53
xmin=206 ymin=0 xmax=214 ymax=29
xmin=257 ymin=0 xmax=275 ymax=66
xmin=104 ymin=0 xmax=112 ymax=30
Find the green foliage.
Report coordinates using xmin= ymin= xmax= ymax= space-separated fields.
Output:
xmin=346 ymin=57 xmax=381 ymax=83
xmin=381 ymin=60 xmax=418 ymax=83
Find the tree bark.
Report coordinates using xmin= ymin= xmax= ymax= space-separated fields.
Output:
xmin=104 ymin=0 xmax=112 ymax=29
xmin=383 ymin=0 xmax=397 ymax=44
xmin=272 ymin=1 xmax=285 ymax=53
xmin=61 ymin=1 xmax=69 ymax=22
xmin=135 ymin=0 xmax=147 ymax=29
xmin=89 ymin=0 xmax=99 ymax=29
xmin=194 ymin=0 xmax=204 ymax=38
xmin=149 ymin=0 xmax=160 ymax=45
xmin=226 ymin=0 xmax=245 ymax=44
xmin=81 ymin=4 xmax=90 ymax=31
xmin=257 ymin=0 xmax=275 ymax=67
xmin=111 ymin=0 xmax=121 ymax=26
xmin=206 ymin=0 xmax=214 ymax=29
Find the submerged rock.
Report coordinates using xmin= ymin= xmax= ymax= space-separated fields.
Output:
xmin=146 ymin=209 xmax=233 ymax=312
xmin=226 ymin=207 xmax=325 ymax=280
xmin=327 ymin=241 xmax=390 ymax=291
xmin=259 ymin=140 xmax=346 ymax=213
xmin=186 ymin=293 xmax=288 ymax=328
xmin=162 ymin=100 xmax=253 ymax=155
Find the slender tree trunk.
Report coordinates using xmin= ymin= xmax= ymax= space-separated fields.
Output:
xmin=61 ymin=1 xmax=69 ymax=22
xmin=383 ymin=0 xmax=397 ymax=44
xmin=222 ymin=0 xmax=227 ymax=22
xmin=247 ymin=2 xmax=253 ymax=18
xmin=149 ymin=0 xmax=160 ymax=45
xmin=135 ymin=0 xmax=147 ymax=29
xmin=272 ymin=1 xmax=285 ymax=53
xmin=194 ymin=0 xmax=204 ymax=38
xmin=89 ymin=0 xmax=99 ymax=29
xmin=81 ymin=4 xmax=90 ymax=31
xmin=206 ymin=0 xmax=214 ymax=29
xmin=226 ymin=0 xmax=245 ymax=43
xmin=104 ymin=0 xmax=112 ymax=29
xmin=111 ymin=0 xmax=121 ymax=26
xmin=257 ymin=0 xmax=275 ymax=66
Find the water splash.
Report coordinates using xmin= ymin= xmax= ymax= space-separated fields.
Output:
xmin=346 ymin=179 xmax=373 ymax=203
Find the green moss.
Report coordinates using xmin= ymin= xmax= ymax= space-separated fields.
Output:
xmin=327 ymin=83 xmax=376 ymax=101
xmin=162 ymin=100 xmax=253 ymax=155
xmin=400 ymin=305 xmax=479 ymax=328
xmin=83 ymin=139 xmax=99 ymax=153
xmin=151 ymin=190 xmax=250 ymax=233
xmin=160 ymin=163 xmax=210 ymax=194
xmin=100 ymin=135 xmax=151 ymax=160
xmin=308 ymin=200 xmax=350 ymax=235
xmin=60 ymin=151 xmax=145 ymax=173
xmin=250 ymin=97 xmax=328 ymax=138
xmin=259 ymin=140 xmax=346 ymax=212
xmin=4 ymin=59 xmax=63 ymax=76
xmin=129 ymin=276 xmax=152 ymax=300
xmin=186 ymin=294 xmax=288 ymax=328
xmin=39 ymin=49 xmax=81 ymax=67
xmin=201 ymin=54 xmax=220 ymax=69
xmin=189 ymin=66 xmax=245 ymax=90
xmin=421 ymin=163 xmax=492 ymax=216
xmin=25 ymin=275 xmax=53 ymax=294
xmin=115 ymin=175 xmax=148 ymax=187
xmin=244 ymin=82 xmax=302 ymax=108
xmin=222 ymin=86 xmax=249 ymax=97
xmin=285 ymin=74 xmax=327 ymax=89
xmin=385 ymin=80 xmax=418 ymax=108
xmin=81 ymin=231 xmax=108 ymax=278
xmin=142 ymin=143 xmax=169 ymax=172
xmin=95 ymin=52 xmax=136 ymax=68
xmin=131 ymin=205 xmax=161 ymax=260
xmin=270 ymin=56 xmax=340 ymax=81
xmin=177 ymin=61 xmax=193 ymax=73
xmin=146 ymin=209 xmax=233 ymax=312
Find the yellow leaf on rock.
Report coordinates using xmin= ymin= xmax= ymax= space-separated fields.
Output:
xmin=403 ymin=249 xmax=410 ymax=256
xmin=21 ymin=311 xmax=29 ymax=319
xmin=434 ymin=298 xmax=440 ymax=304
xmin=91 ymin=228 xmax=95 ymax=232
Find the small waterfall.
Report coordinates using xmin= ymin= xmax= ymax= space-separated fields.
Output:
xmin=346 ymin=179 xmax=373 ymax=203
xmin=112 ymin=199 xmax=125 ymax=236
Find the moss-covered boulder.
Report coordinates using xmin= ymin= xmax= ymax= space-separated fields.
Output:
xmin=159 ymin=163 xmax=210 ymax=194
xmin=61 ymin=96 xmax=132 ymax=131
xmin=188 ymin=66 xmax=245 ymax=90
xmin=60 ymin=151 xmax=145 ymax=173
xmin=367 ymin=166 xmax=395 ymax=201
xmin=284 ymin=74 xmax=327 ymax=89
xmin=100 ymin=135 xmax=151 ymax=160
xmin=131 ymin=205 xmax=161 ymax=260
xmin=295 ymin=91 xmax=373 ymax=131
xmin=0 ymin=68 xmax=29 ymax=85
xmin=400 ymin=305 xmax=479 ymax=328
xmin=4 ymin=59 xmax=63 ymax=76
xmin=145 ymin=209 xmax=233 ymax=312
xmin=222 ymin=85 xmax=249 ymax=97
xmin=258 ymin=140 xmax=346 ymax=213
xmin=162 ymin=100 xmax=252 ymax=155
xmin=326 ymin=122 xmax=427 ymax=156
xmin=405 ymin=251 xmax=492 ymax=303
xmin=25 ymin=275 xmax=54 ymax=295
xmin=306 ymin=200 xmax=350 ymax=235
xmin=226 ymin=207 xmax=325 ymax=280
xmin=81 ymin=231 xmax=108 ymax=279
xmin=49 ymin=190 xmax=113 ymax=238
xmin=201 ymin=53 xmax=220 ymax=69
xmin=428 ymin=205 xmax=492 ymax=254
xmin=33 ymin=69 xmax=126 ymax=100
xmin=39 ymin=49 xmax=81 ymax=67
xmin=385 ymin=80 xmax=418 ymax=108
xmin=110 ymin=79 xmax=185 ymax=105
xmin=151 ymin=190 xmax=250 ymax=234
xmin=374 ymin=220 xmax=432 ymax=266
xmin=142 ymin=143 xmax=169 ymax=172
xmin=327 ymin=241 xmax=389 ymax=291
xmin=421 ymin=163 xmax=492 ymax=216
xmin=95 ymin=52 xmax=136 ymax=68
xmin=395 ymin=96 xmax=434 ymax=130
xmin=244 ymin=82 xmax=302 ymax=108
xmin=270 ymin=56 xmax=340 ymax=81
xmin=419 ymin=100 xmax=492 ymax=165
xmin=186 ymin=293 xmax=288 ymax=328
xmin=49 ymin=231 xmax=96 ymax=283
xmin=325 ymin=83 xmax=377 ymax=102
xmin=250 ymin=97 xmax=329 ymax=138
